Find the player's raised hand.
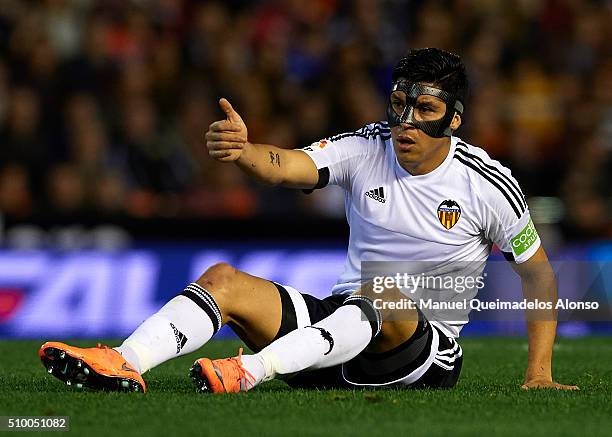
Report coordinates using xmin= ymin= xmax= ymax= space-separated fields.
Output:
xmin=205 ymin=98 xmax=248 ymax=162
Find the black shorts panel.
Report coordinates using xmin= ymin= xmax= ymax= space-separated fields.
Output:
xmin=272 ymin=283 xmax=299 ymax=342
xmin=285 ymin=365 xmax=346 ymax=389
xmin=341 ymin=315 xmax=432 ymax=385
xmin=301 ymin=293 xmax=346 ymax=324
xmin=409 ymin=326 xmax=463 ymax=389
xmin=273 ymin=283 xmax=346 ymax=341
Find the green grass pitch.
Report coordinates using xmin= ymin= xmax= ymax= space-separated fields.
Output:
xmin=0 ymin=338 xmax=610 ymax=436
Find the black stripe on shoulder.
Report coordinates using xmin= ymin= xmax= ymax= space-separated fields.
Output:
xmin=372 ymin=121 xmax=390 ymax=131
xmin=327 ymin=123 xmax=391 ymax=142
xmin=454 ymin=154 xmax=523 ymax=218
xmin=454 ymin=152 xmax=526 ymax=214
xmin=361 ymin=123 xmax=390 ymax=139
xmin=333 ymin=127 xmax=390 ymax=141
xmin=456 ymin=143 xmax=526 ymax=209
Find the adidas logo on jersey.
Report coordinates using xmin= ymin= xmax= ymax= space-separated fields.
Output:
xmin=365 ymin=187 xmax=386 ymax=203
xmin=170 ymin=322 xmax=188 ymax=354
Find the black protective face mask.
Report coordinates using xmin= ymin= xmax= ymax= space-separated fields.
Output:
xmin=386 ymin=81 xmax=464 ymax=138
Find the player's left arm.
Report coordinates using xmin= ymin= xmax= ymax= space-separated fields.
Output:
xmin=476 ymin=151 xmax=579 ymax=391
xmin=510 ymin=246 xmax=579 ymax=390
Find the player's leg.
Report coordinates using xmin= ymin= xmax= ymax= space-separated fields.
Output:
xmin=194 ymin=290 xmax=386 ymax=393
xmin=249 ymin=286 xmax=420 ymax=386
xmin=39 ymin=262 xmax=288 ymax=391
xmin=188 ymin=289 xmax=370 ymax=392
xmin=200 ymin=284 xmax=461 ymax=392
xmin=252 ymin=285 xmax=462 ymax=390
xmin=114 ymin=262 xmax=286 ymax=372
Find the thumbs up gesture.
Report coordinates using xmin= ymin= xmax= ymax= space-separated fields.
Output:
xmin=205 ymin=98 xmax=248 ymax=162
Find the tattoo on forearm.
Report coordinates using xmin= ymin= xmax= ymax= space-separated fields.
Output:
xmin=269 ymin=151 xmax=281 ymax=167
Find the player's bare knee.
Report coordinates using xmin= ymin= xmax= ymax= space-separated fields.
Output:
xmin=193 ymin=262 xmax=243 ymax=320
xmin=196 ymin=262 xmax=238 ymax=295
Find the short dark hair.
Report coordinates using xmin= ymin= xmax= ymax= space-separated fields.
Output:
xmin=392 ymin=48 xmax=468 ymax=105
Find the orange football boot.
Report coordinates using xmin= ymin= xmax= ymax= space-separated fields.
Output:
xmin=39 ymin=342 xmax=146 ymax=393
xmin=189 ymin=348 xmax=255 ymax=393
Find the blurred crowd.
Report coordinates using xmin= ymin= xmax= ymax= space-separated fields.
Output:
xmin=0 ymin=0 xmax=610 ymax=238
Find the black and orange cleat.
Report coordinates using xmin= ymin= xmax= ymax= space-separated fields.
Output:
xmin=39 ymin=342 xmax=146 ymax=393
xmin=189 ymin=348 xmax=255 ymax=393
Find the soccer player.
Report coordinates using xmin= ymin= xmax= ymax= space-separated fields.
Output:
xmin=39 ymin=48 xmax=577 ymax=393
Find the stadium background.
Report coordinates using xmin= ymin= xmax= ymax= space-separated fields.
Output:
xmin=0 ymin=0 xmax=611 ymax=340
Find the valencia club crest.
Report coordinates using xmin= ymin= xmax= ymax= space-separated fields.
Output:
xmin=437 ymin=200 xmax=461 ymax=229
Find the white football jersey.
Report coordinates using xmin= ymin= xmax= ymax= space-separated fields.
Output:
xmin=301 ymin=121 xmax=541 ymax=337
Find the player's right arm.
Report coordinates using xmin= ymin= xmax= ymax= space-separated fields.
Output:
xmin=205 ymin=98 xmax=319 ymax=189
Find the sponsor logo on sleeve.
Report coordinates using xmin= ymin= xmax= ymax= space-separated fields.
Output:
xmin=511 ymin=218 xmax=539 ymax=256
xmin=302 ymin=140 xmax=328 ymax=153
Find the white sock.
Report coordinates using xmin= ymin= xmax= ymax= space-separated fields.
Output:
xmin=243 ymin=303 xmax=378 ymax=387
xmin=114 ymin=283 xmax=222 ymax=373
xmin=239 ymin=354 xmax=267 ymax=391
